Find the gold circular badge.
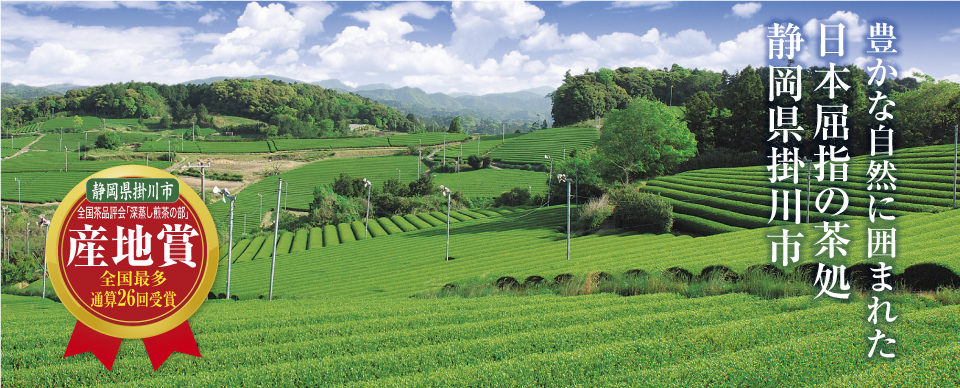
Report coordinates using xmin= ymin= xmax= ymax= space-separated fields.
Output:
xmin=47 ymin=165 xmax=218 ymax=339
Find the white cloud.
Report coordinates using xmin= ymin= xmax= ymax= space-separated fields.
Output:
xmin=200 ymin=2 xmax=332 ymax=64
xmin=943 ymin=74 xmax=960 ymax=83
xmin=940 ymin=27 xmax=960 ymax=42
xmin=199 ymin=10 xmax=222 ymax=24
xmin=558 ymin=1 xmax=580 ymax=7
xmin=730 ymin=3 xmax=761 ymax=19
xmin=449 ymin=1 xmax=544 ymax=63
xmin=610 ymin=1 xmax=674 ymax=11
xmin=275 ymin=48 xmax=299 ymax=65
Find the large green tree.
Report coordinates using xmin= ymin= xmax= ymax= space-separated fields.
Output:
xmin=448 ymin=116 xmax=462 ymax=133
xmin=715 ymin=65 xmax=765 ymax=152
xmin=682 ymin=91 xmax=717 ymax=153
xmin=598 ymin=97 xmax=698 ymax=183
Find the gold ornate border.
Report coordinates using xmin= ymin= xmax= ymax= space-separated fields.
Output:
xmin=46 ymin=165 xmax=219 ymax=339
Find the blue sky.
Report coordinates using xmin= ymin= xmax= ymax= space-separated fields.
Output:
xmin=2 ymin=1 xmax=959 ymax=94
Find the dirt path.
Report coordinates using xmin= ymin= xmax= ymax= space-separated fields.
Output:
xmin=6 ymin=134 xmax=45 ymax=158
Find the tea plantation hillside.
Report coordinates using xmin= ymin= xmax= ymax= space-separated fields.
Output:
xmin=3 ymin=292 xmax=958 ymax=387
xmin=642 ymin=144 xmax=959 ymax=235
xmin=489 ymin=127 xmax=599 ymax=164
xmin=204 ymin=206 xmax=960 ymax=301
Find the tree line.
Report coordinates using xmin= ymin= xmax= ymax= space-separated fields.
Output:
xmin=551 ymin=64 xmax=960 ymax=155
xmin=1 ymin=78 xmax=420 ymax=138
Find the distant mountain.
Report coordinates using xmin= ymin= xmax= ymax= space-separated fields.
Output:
xmin=1 ymin=83 xmax=66 ymax=109
xmin=354 ymin=85 xmax=554 ymax=122
xmin=181 ymin=74 xmax=308 ymax=85
xmin=313 ymin=79 xmax=355 ymax=91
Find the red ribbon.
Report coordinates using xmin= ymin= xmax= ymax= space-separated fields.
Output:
xmin=64 ymin=320 xmax=201 ymax=371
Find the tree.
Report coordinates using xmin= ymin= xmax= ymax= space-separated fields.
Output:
xmin=95 ymin=130 xmax=122 ymax=150
xmin=682 ymin=91 xmax=716 ymax=153
xmin=598 ymin=97 xmax=697 ymax=183
xmin=159 ymin=115 xmax=173 ymax=129
xmin=448 ymin=116 xmax=462 ymax=133
xmin=467 ymin=154 xmax=482 ymax=170
xmin=715 ymin=65 xmax=764 ymax=152
xmin=195 ymin=103 xmax=209 ymax=125
xmin=72 ymin=115 xmax=84 ymax=132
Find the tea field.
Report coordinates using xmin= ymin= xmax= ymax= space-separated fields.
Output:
xmin=642 ymin=144 xmax=959 ymax=235
xmin=489 ymin=127 xmax=599 ymax=164
xmin=2 ymin=291 xmax=958 ymax=387
xmin=432 ymin=168 xmax=549 ymax=198
xmin=217 ymin=207 xmax=511 ymax=264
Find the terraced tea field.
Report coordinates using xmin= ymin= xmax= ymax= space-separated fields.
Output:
xmin=1 ymin=153 xmax=173 ymax=203
xmin=642 ymin=144 xmax=959 ymax=235
xmin=432 ymin=168 xmax=549 ymax=198
xmin=218 ymin=208 xmax=511 ymax=264
xmin=3 ymin=291 xmax=957 ymax=387
xmin=489 ymin=127 xmax=599 ymax=164
xmin=1 ymin=135 xmax=39 ymax=157
xmin=205 ymin=155 xmax=428 ymax=223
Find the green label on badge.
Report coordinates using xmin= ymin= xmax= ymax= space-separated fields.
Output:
xmin=86 ymin=178 xmax=179 ymax=203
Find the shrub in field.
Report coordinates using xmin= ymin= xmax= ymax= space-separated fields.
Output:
xmin=95 ymin=130 xmax=122 ymax=150
xmin=494 ymin=187 xmax=531 ymax=207
xmin=553 ymin=274 xmax=576 ymax=285
xmin=899 ymin=263 xmax=960 ymax=291
xmin=523 ymin=276 xmax=545 ymax=288
xmin=608 ymin=184 xmax=673 ymax=233
xmin=577 ymin=194 xmax=613 ymax=230
xmin=467 ymin=154 xmax=483 ymax=170
xmin=698 ymin=265 xmax=739 ymax=282
xmin=496 ymin=276 xmax=520 ymax=290
xmin=847 ymin=262 xmax=884 ymax=291
xmin=793 ymin=262 xmax=821 ymax=284
xmin=663 ymin=267 xmax=693 ymax=282
xmin=743 ymin=264 xmax=785 ymax=280
xmin=623 ymin=269 xmax=648 ymax=279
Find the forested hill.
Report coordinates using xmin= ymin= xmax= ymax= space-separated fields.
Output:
xmin=552 ymin=64 xmax=959 ymax=154
xmin=2 ymin=78 xmax=420 ymax=137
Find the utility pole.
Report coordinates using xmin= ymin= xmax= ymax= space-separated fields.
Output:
xmin=38 ymin=215 xmax=50 ymax=299
xmin=558 ymin=174 xmax=571 ymax=260
xmin=669 ymin=85 xmax=674 ymax=107
xmin=544 ymin=155 xmax=553 ymax=204
xmin=192 ymin=122 xmax=196 ymax=141
xmin=268 ymin=178 xmax=282 ymax=301
xmin=363 ymin=179 xmax=372 ymax=238
xmin=440 ymin=185 xmax=452 ymax=261
xmin=64 ymin=146 xmax=68 ymax=172
xmin=502 ymin=123 xmax=505 ymax=143
xmin=187 ymin=158 xmax=211 ymax=203
xmin=213 ymin=187 xmax=236 ymax=300
xmin=418 ymin=139 xmax=422 ymax=177
xmin=14 ymin=177 xmax=21 ymax=210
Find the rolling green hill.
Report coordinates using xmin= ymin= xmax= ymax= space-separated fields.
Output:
xmin=489 ymin=127 xmax=599 ymax=165
xmin=642 ymin=144 xmax=958 ymax=235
